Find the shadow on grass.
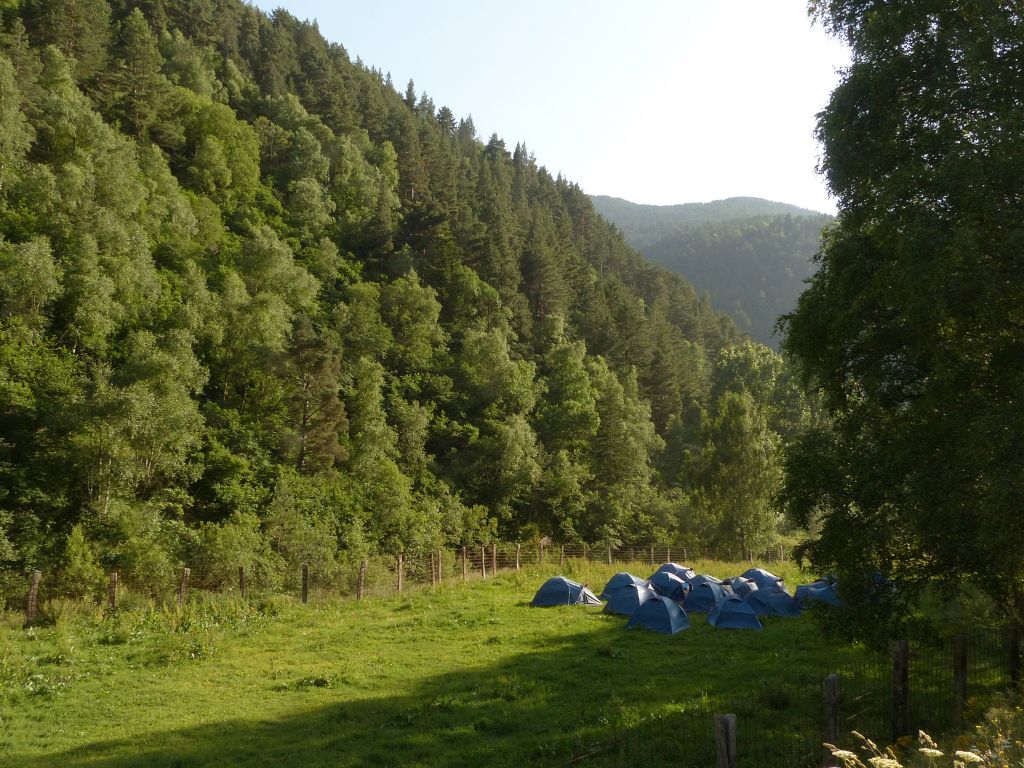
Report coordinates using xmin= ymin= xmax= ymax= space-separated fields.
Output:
xmin=22 ymin=613 xmax=854 ymax=768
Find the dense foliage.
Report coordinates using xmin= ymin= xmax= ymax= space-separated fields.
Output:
xmin=641 ymin=214 xmax=831 ymax=347
xmin=0 ymin=0 xmax=813 ymax=595
xmin=783 ymin=0 xmax=1024 ymax=637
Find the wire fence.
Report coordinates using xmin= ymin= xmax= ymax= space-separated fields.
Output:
xmin=583 ymin=625 xmax=1022 ymax=768
xmin=8 ymin=540 xmax=792 ymax=610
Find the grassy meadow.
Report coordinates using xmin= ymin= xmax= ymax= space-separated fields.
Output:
xmin=0 ymin=558 xmax=870 ymax=767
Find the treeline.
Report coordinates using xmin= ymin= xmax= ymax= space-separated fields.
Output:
xmin=642 ymin=215 xmax=831 ymax=348
xmin=590 ymin=195 xmax=822 ymax=251
xmin=0 ymin=0 xmax=815 ymax=596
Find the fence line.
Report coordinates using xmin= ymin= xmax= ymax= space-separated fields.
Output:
xmin=591 ymin=623 xmax=1021 ymax=767
xmin=11 ymin=541 xmax=794 ymax=614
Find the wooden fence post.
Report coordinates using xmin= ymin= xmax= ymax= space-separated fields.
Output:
xmin=301 ymin=563 xmax=309 ymax=604
xmin=357 ymin=559 xmax=367 ymax=600
xmin=397 ymin=554 xmax=404 ymax=593
xmin=516 ymin=543 xmax=521 ymax=572
xmin=714 ymin=713 xmax=738 ymax=768
xmin=1010 ymin=623 xmax=1022 ymax=686
xmin=108 ymin=572 xmax=118 ymax=610
xmin=823 ymin=674 xmax=840 ymax=766
xmin=559 ymin=545 xmax=565 ymax=567
xmin=480 ymin=546 xmax=486 ymax=579
xmin=953 ymin=635 xmax=968 ymax=727
xmin=492 ymin=544 xmax=497 ymax=574
xmin=891 ymin=638 xmax=909 ymax=740
xmin=461 ymin=547 xmax=468 ymax=582
xmin=437 ymin=549 xmax=443 ymax=584
xmin=666 ymin=546 xmax=671 ymax=564
xmin=582 ymin=543 xmax=588 ymax=562
xmin=649 ymin=546 xmax=655 ymax=567
xmin=683 ymin=547 xmax=688 ymax=562
xmin=780 ymin=544 xmax=786 ymax=562
xmin=1013 ymin=591 xmax=1024 ymax=687
xmin=430 ymin=551 xmax=437 ymax=587
xmin=178 ymin=567 xmax=190 ymax=607
xmin=539 ymin=542 xmax=544 ymax=563
xmin=25 ymin=570 xmax=42 ymax=626
xmin=607 ymin=546 xmax=612 ymax=565
xmin=238 ymin=566 xmax=246 ymax=599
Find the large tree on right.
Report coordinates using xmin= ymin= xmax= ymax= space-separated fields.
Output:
xmin=784 ymin=2 xmax=1024 ymax=635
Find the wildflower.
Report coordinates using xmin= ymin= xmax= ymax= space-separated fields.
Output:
xmin=831 ymin=749 xmax=858 ymax=761
xmin=867 ymin=757 xmax=903 ymax=768
xmin=918 ymin=747 xmax=944 ymax=758
xmin=953 ymin=751 xmax=984 ymax=764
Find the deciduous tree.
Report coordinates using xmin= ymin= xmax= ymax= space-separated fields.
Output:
xmin=784 ymin=1 xmax=1024 ymax=632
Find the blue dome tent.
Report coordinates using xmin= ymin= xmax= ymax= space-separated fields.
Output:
xmin=708 ymin=595 xmax=763 ymax=630
xmin=649 ymin=571 xmax=689 ymax=601
xmin=603 ymin=583 xmax=657 ymax=617
xmin=741 ymin=568 xmax=785 ymax=591
xmin=728 ymin=576 xmax=758 ymax=598
xmin=690 ymin=574 xmax=724 ymax=586
xmin=626 ymin=595 xmax=690 ymax=635
xmin=684 ymin=579 xmax=728 ymax=612
xmin=531 ymin=576 xmax=602 ymax=607
xmin=745 ymin=587 xmax=801 ymax=617
xmin=795 ymin=580 xmax=841 ymax=607
xmin=654 ymin=562 xmax=697 ymax=582
xmin=598 ymin=572 xmax=649 ymax=601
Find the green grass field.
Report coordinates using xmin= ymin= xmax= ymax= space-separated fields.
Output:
xmin=0 ymin=559 xmax=870 ymax=767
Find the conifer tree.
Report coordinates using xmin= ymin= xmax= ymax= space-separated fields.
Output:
xmin=102 ymin=8 xmax=168 ymax=137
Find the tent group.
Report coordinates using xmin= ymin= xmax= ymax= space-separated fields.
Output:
xmin=531 ymin=564 xmax=839 ymax=636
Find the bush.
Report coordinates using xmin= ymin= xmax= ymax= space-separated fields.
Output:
xmin=84 ymin=500 xmax=185 ymax=598
xmin=193 ymin=512 xmax=285 ymax=592
xmin=263 ymin=471 xmax=341 ymax=588
xmin=58 ymin=525 xmax=105 ymax=600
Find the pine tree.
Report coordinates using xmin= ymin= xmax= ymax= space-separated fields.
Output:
xmin=101 ymin=8 xmax=169 ymax=137
xmin=21 ymin=0 xmax=112 ymax=83
xmin=279 ymin=317 xmax=349 ymax=474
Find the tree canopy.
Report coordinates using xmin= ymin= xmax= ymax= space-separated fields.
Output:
xmin=783 ymin=0 xmax=1024 ymax=636
xmin=0 ymin=0 xmax=811 ymax=596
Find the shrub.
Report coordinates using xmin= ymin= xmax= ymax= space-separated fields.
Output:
xmin=193 ymin=512 xmax=284 ymax=591
xmin=58 ymin=525 xmax=106 ymax=600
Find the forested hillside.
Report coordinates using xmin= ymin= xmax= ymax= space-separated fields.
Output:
xmin=0 ymin=0 xmax=814 ymax=595
xmin=590 ymin=195 xmax=822 ymax=251
xmin=643 ymin=215 xmax=831 ymax=347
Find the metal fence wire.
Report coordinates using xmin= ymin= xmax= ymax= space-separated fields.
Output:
xmin=567 ymin=625 xmax=1019 ymax=768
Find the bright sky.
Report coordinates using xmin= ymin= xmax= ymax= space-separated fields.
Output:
xmin=251 ymin=1 xmax=850 ymax=214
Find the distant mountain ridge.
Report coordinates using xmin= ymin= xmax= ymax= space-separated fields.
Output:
xmin=590 ymin=195 xmax=825 ymax=251
xmin=591 ymin=196 xmax=831 ymax=348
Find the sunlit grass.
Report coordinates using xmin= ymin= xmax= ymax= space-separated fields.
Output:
xmin=0 ymin=559 xmax=858 ymax=767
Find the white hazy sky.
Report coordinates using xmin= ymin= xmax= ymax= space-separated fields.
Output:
xmin=251 ymin=1 xmax=850 ymax=213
